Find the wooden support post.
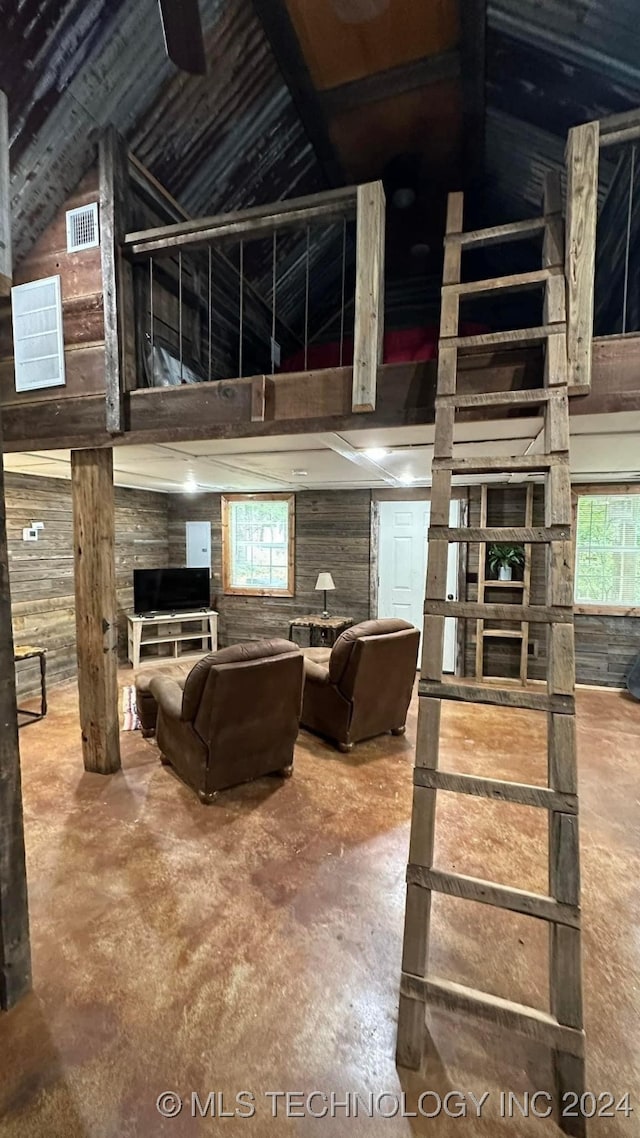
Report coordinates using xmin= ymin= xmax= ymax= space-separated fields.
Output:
xmin=0 ymin=87 xmax=31 ymax=1012
xmin=565 ymin=122 xmax=599 ymax=392
xmin=352 ymin=181 xmax=385 ymax=413
xmin=0 ymin=439 xmax=32 ymax=1009
xmin=100 ymin=127 xmax=135 ymax=435
xmin=71 ymin=449 xmax=121 ymax=775
xmin=0 ymin=90 xmax=10 ymax=299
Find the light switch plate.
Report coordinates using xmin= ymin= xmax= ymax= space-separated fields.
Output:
xmin=23 ymin=527 xmax=38 ymax=542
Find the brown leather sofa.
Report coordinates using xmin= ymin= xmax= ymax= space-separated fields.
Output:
xmin=148 ymin=639 xmax=304 ymax=803
xmin=301 ymin=618 xmax=420 ymax=751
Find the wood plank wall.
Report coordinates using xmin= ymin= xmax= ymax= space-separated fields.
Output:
xmin=6 ymin=472 xmax=168 ymax=698
xmin=167 ymin=489 xmax=372 ymax=646
xmin=464 ymin=484 xmax=638 ymax=687
xmin=573 ymin=615 xmax=639 ymax=686
xmin=0 ymin=168 xmax=105 ymax=410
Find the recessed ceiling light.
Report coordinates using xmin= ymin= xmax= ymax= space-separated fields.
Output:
xmin=183 ymin=478 xmax=198 ymax=493
xmin=292 ymin=469 xmax=308 ymax=477
xmin=365 ymin=448 xmax=389 ymax=461
xmin=391 ymin=187 xmax=416 ymax=209
xmin=411 ymin=242 xmax=431 ymax=259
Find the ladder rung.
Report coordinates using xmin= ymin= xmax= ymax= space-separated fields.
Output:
xmin=400 ymin=974 xmax=585 ymax=1058
xmin=424 ymin=600 xmax=572 ymax=623
xmin=440 ymin=388 xmax=559 ymax=410
xmin=481 ymin=628 xmax=524 ymax=639
xmin=413 ymin=767 xmax=578 ymax=813
xmin=445 ymin=217 xmax=546 ymax=249
xmin=419 ymin=678 xmax=575 ymax=714
xmin=406 ymin=865 xmax=580 ymax=927
xmin=429 ymin=525 xmax=569 ymax=543
xmin=432 ymin=454 xmax=564 ymax=475
xmin=442 ymin=324 xmax=565 ymax=351
xmin=444 ymin=266 xmax=561 ymax=299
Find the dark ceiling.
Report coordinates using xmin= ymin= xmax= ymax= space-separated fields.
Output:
xmin=2 ymin=0 xmax=640 ymax=335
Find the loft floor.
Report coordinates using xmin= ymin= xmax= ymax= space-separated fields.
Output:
xmin=1 ymin=676 xmax=638 ymax=1136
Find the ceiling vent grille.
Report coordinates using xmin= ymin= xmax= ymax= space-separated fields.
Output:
xmin=66 ymin=202 xmax=99 ymax=252
xmin=11 ymin=275 xmax=66 ymax=392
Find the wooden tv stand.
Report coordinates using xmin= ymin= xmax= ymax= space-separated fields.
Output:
xmin=127 ymin=609 xmax=218 ymax=669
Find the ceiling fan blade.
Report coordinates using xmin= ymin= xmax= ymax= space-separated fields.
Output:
xmin=158 ymin=0 xmax=207 ymax=75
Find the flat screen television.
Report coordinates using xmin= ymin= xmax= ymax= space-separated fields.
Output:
xmin=133 ymin=567 xmax=210 ymax=615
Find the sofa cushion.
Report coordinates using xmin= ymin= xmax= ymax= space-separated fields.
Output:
xmin=149 ymin=675 xmax=185 ymax=721
xmin=302 ymin=647 xmax=331 ymax=666
xmin=135 ymin=660 xmax=192 ymax=697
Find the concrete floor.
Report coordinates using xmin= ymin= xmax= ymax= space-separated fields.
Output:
xmin=0 ymin=676 xmax=638 ymax=1137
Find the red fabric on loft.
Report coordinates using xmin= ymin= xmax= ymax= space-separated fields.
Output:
xmin=280 ymin=324 xmax=488 ymax=372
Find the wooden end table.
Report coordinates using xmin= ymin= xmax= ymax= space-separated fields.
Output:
xmin=15 ymin=646 xmax=47 ymax=728
xmin=288 ymin=614 xmax=353 ymax=649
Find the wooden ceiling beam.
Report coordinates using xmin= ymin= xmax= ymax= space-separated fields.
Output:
xmin=250 ymin=0 xmax=345 ymax=187
xmin=460 ymin=0 xmax=487 ymax=196
xmin=320 ymin=51 xmax=461 ymax=117
xmin=1 ymin=336 xmax=636 ymax=454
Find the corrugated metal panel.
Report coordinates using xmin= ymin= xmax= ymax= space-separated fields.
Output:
xmin=485 ymin=108 xmax=617 ymax=220
xmin=489 ymin=0 xmax=640 ymax=86
xmin=485 ymin=1 xmax=640 ymax=222
xmin=3 ymin=0 xmax=326 ymax=281
xmin=485 ymin=108 xmax=566 ymax=220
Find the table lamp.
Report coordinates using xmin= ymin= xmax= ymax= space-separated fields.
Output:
xmin=315 ymin=572 xmax=336 ymax=618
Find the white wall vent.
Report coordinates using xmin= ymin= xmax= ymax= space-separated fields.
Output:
xmin=66 ymin=202 xmax=99 ymax=252
xmin=11 ymin=275 xmax=66 ymax=393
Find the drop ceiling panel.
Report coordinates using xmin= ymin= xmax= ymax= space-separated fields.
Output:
xmin=5 ymin=459 xmax=72 ymax=479
xmin=570 ymin=434 xmax=640 ymax=476
xmin=342 ymin=417 xmax=541 ymax=449
xmin=341 ymin=425 xmax=435 ymax=447
xmin=378 ymin=446 xmax=433 ymax=480
xmin=569 ymin=411 xmax=640 ymax=435
xmin=4 ymin=454 xmax=63 ymax=470
xmin=8 ymin=413 xmax=639 ymax=496
xmin=160 ymin=435 xmax=323 ymax=456
xmin=232 ymin=448 xmax=380 ymax=484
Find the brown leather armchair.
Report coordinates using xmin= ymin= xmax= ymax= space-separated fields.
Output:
xmin=150 ymin=639 xmax=304 ymax=803
xmin=301 ymin=618 xmax=420 ymax=751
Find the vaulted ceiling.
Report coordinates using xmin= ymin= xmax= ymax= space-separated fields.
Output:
xmin=2 ymin=0 xmax=640 ymax=328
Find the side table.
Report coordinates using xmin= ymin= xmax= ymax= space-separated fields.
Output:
xmin=288 ymin=614 xmax=353 ymax=649
xmin=15 ymin=646 xmax=47 ymax=728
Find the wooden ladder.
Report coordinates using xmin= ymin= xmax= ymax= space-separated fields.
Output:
xmin=397 ymin=176 xmax=586 ymax=1136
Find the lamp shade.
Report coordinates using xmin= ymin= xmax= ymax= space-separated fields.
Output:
xmin=315 ymin=572 xmax=335 ymax=592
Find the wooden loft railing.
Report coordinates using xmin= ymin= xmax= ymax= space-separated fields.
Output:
xmin=565 ymin=107 xmax=640 ymax=385
xmin=102 ymin=128 xmax=386 ymax=437
xmin=565 ymin=122 xmax=599 ymax=393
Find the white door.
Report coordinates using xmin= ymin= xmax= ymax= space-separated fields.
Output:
xmin=377 ymin=499 xmax=459 ymax=673
xmin=185 ymin=521 xmax=211 ymax=570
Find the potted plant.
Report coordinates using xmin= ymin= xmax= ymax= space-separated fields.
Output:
xmin=487 ymin=543 xmax=525 ymax=582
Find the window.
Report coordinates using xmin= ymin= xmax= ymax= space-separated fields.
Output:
xmin=575 ymin=493 xmax=640 ymax=609
xmin=11 ymin=275 xmax=66 ymax=392
xmin=222 ymin=494 xmax=294 ymax=596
